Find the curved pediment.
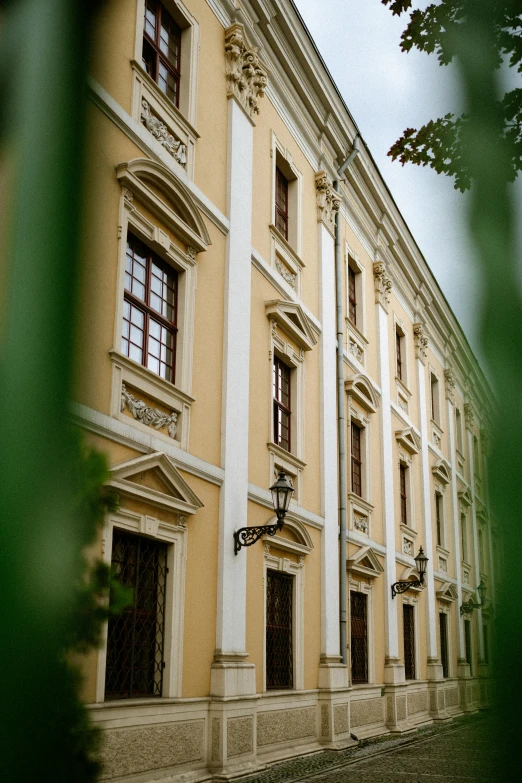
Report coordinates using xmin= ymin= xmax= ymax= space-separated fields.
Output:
xmin=265 ymin=515 xmax=314 ymax=556
xmin=116 ymin=158 xmax=211 ymax=252
xmin=458 ymin=486 xmax=473 ymax=507
xmin=432 ymin=458 xmax=451 ymax=485
xmin=345 ymin=373 xmax=380 ymax=413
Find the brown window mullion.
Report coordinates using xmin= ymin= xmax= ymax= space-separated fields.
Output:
xmin=124 ymin=289 xmax=178 ymax=336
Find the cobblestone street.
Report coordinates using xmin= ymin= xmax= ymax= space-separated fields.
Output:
xmin=238 ymin=715 xmax=499 ymax=783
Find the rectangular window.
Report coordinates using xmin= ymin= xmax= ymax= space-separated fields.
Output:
xmin=348 ymin=265 xmax=357 ymax=325
xmin=464 ymin=620 xmax=473 ymax=674
xmin=461 ymin=513 xmax=468 ymax=562
xmin=430 ymin=373 xmax=440 ymax=424
xmin=350 ymin=591 xmax=368 ymax=684
xmin=439 ymin=613 xmax=449 ymax=678
xmin=400 ymin=464 xmax=408 ymax=526
xmin=105 ymin=529 xmax=168 ymax=700
xmin=122 ymin=233 xmax=178 ymax=383
xmin=483 ymin=623 xmax=489 ymax=664
xmin=403 ymin=604 xmax=416 ymax=680
xmin=396 ymin=330 xmax=403 ymax=382
xmin=142 ymin=0 xmax=182 ymax=107
xmin=456 ymin=408 xmax=463 ymax=453
xmin=435 ymin=493 xmax=443 ymax=547
xmin=275 ymin=167 xmax=289 ymax=240
xmin=351 ymin=422 xmax=362 ymax=497
xmin=478 ymin=528 xmax=485 ymax=573
xmin=473 ymin=436 xmax=480 ymax=477
xmin=273 ymin=356 xmax=291 ymax=451
xmin=266 ymin=570 xmax=293 ymax=689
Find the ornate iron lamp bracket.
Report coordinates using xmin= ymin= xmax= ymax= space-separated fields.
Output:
xmin=234 ymin=518 xmax=283 ymax=555
xmin=391 ymin=579 xmax=424 ymax=599
xmin=460 ymin=599 xmax=482 ymax=616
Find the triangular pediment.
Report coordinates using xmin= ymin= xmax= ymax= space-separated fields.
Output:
xmin=432 ymin=458 xmax=451 ymax=485
xmin=436 ymin=582 xmax=458 ymax=602
xmin=399 ymin=565 xmax=423 ymax=590
xmin=265 ymin=300 xmax=317 ymax=350
xmin=347 ymin=546 xmax=384 ymax=579
xmin=345 ymin=373 xmax=380 ymax=413
xmin=396 ymin=427 xmax=421 ymax=455
xmin=108 ymin=452 xmax=204 ymax=515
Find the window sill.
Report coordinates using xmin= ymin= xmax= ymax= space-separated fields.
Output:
xmin=269 ymin=224 xmax=304 ymax=268
xmin=436 ymin=544 xmax=450 ymax=558
xmin=346 ymin=318 xmax=368 ymax=346
xmin=395 ymin=376 xmax=412 ymax=398
xmin=110 ymin=350 xmax=194 ymax=450
xmin=400 ymin=523 xmax=418 ymax=539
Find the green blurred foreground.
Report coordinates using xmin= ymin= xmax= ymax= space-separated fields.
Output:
xmin=0 ymin=0 xmax=521 ymax=780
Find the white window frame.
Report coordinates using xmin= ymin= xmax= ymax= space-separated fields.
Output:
xmin=398 ymin=448 xmax=416 ymax=532
xmin=270 ymin=133 xmax=303 ymax=290
xmin=263 ymin=543 xmax=306 ymax=692
xmin=95 ymin=508 xmax=188 ymax=703
xmin=345 ymin=247 xmax=367 ymax=370
xmin=348 ymin=404 xmax=374 ymax=538
xmin=132 ymin=0 xmax=200 ymax=177
xmin=429 ymin=366 xmax=442 ymax=428
xmin=348 ymin=577 xmax=375 ymax=685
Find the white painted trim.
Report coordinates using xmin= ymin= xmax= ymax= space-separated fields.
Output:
xmin=348 ymin=578 xmax=375 ymax=685
xmin=95 ymin=508 xmax=187 ymax=702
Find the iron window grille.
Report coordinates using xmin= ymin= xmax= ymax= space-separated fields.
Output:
xmin=273 ymin=356 xmax=291 ymax=452
xmin=400 ymin=464 xmax=408 ymax=526
xmin=396 ymin=331 xmax=403 ymax=381
xmin=403 ymin=604 xmax=416 ymax=680
xmin=461 ymin=513 xmax=468 ymax=562
xmin=348 ymin=265 xmax=357 ymax=325
xmin=464 ymin=619 xmax=473 ymax=675
xmin=105 ymin=529 xmax=168 ymax=700
xmin=435 ymin=493 xmax=443 ymax=547
xmin=439 ymin=612 xmax=449 ymax=678
xmin=142 ymin=0 xmax=182 ymax=107
xmin=266 ymin=570 xmax=293 ymax=689
xmin=351 ymin=422 xmax=362 ymax=497
xmin=122 ymin=233 xmax=178 ymax=383
xmin=350 ymin=591 xmax=368 ymax=684
xmin=275 ymin=167 xmax=289 ymax=240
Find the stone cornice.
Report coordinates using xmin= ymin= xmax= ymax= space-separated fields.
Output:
xmin=225 ymin=23 xmax=268 ymax=121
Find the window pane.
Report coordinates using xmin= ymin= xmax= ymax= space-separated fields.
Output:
xmin=266 ymin=571 xmax=293 ymax=689
xmin=129 ymin=343 xmax=143 ymax=364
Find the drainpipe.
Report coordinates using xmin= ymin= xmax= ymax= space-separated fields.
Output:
xmin=334 ymin=135 xmax=360 ymax=665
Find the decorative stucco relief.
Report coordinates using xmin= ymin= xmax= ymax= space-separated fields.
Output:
xmin=275 ymin=257 xmax=297 ymax=289
xmin=225 ymin=23 xmax=268 ymax=120
xmin=413 ymin=322 xmax=429 ymax=361
xmin=349 ymin=339 xmax=364 ymax=363
xmin=373 ymin=262 xmax=392 ymax=308
xmin=315 ymin=171 xmax=341 ymax=234
xmin=140 ymin=99 xmax=187 ymax=165
xmin=121 ymin=383 xmax=178 ymax=439
xmin=464 ymin=402 xmax=475 ymax=432
xmin=444 ymin=367 xmax=456 ymax=402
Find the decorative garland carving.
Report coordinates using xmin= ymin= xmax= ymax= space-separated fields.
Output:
xmin=413 ymin=322 xmax=429 ymax=361
xmin=373 ymin=262 xmax=392 ymax=308
xmin=464 ymin=402 xmax=475 ymax=432
xmin=444 ymin=367 xmax=456 ymax=402
xmin=275 ymin=258 xmax=297 ymax=289
xmin=225 ymin=24 xmax=268 ymax=120
xmin=349 ymin=339 xmax=364 ymax=363
xmin=140 ymin=99 xmax=187 ymax=166
xmin=353 ymin=513 xmax=368 ymax=534
xmin=315 ymin=171 xmax=341 ymax=234
xmin=121 ymin=383 xmax=178 ymax=438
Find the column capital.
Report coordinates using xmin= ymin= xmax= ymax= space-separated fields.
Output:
xmin=225 ymin=23 xmax=268 ymax=122
xmin=413 ymin=322 xmax=429 ymax=362
xmin=373 ymin=261 xmax=392 ymax=309
xmin=464 ymin=402 xmax=475 ymax=432
xmin=444 ymin=367 xmax=456 ymax=402
xmin=315 ymin=171 xmax=340 ymax=236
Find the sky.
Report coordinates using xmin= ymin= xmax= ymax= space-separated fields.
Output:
xmin=292 ymin=0 xmax=483 ymax=356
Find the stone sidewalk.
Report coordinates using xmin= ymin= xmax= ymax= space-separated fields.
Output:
xmin=237 ymin=714 xmax=498 ymax=783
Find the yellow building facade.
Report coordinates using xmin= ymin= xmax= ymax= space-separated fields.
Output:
xmin=77 ymin=1 xmax=497 ymax=780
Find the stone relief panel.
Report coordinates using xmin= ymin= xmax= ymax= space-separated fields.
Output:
xmin=121 ymin=383 xmax=178 ymax=438
xmin=396 ymin=695 xmax=407 ymax=722
xmin=100 ymin=720 xmax=205 ymax=780
xmin=373 ymin=262 xmax=392 ymax=308
xmin=446 ymin=688 xmax=459 ymax=708
xmin=140 ymin=99 xmax=187 ymax=165
xmin=350 ymin=698 xmax=384 ymax=728
xmin=227 ymin=716 xmax=253 ymax=759
xmin=407 ymin=691 xmax=428 ymax=715
xmin=257 ymin=708 xmax=316 ymax=747
xmin=334 ymin=704 xmax=349 ymax=736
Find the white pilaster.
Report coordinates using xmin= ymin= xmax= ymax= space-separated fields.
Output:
xmin=213 ymin=96 xmax=254 ymax=693
xmin=374 ymin=284 xmax=400 ymax=671
xmin=416 ymin=357 xmax=438 ymax=665
xmin=317 ymin=221 xmax=342 ymax=667
xmin=447 ymin=397 xmax=466 ymax=660
xmin=467 ymin=424 xmax=485 ymax=661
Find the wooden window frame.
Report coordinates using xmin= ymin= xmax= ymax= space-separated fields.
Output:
xmin=273 ymin=355 xmax=291 ymax=452
xmin=403 ymin=603 xmax=416 ymax=680
xmin=123 ymin=232 xmax=178 ymax=384
xmin=350 ymin=591 xmax=368 ymax=684
xmin=143 ymin=0 xmax=182 ymax=108
xmin=439 ymin=612 xmax=449 ymax=678
xmin=396 ymin=330 xmax=403 ymax=382
xmin=266 ymin=570 xmax=293 ymax=690
xmin=348 ymin=265 xmax=357 ymax=325
xmin=275 ymin=166 xmax=289 ymax=241
xmin=435 ymin=492 xmax=443 ymax=547
xmin=351 ymin=422 xmax=363 ymax=498
xmin=400 ymin=463 xmax=408 ymax=526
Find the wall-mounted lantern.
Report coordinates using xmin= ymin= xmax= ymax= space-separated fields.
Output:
xmin=234 ymin=469 xmax=294 ymax=555
xmin=460 ymin=579 xmax=487 ymax=615
xmin=391 ymin=547 xmax=428 ymax=598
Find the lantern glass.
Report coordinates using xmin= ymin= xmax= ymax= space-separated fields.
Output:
xmin=477 ymin=579 xmax=487 ymax=605
xmin=270 ymin=469 xmax=294 ymax=516
xmin=414 ymin=546 xmax=429 ymax=578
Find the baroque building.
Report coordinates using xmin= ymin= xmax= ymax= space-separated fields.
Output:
xmin=78 ymin=1 xmax=496 ymax=780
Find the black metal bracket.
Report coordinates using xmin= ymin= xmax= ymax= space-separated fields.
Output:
xmin=460 ymin=600 xmax=482 ymax=616
xmin=391 ymin=579 xmax=424 ymax=599
xmin=234 ymin=518 xmax=284 ymax=555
